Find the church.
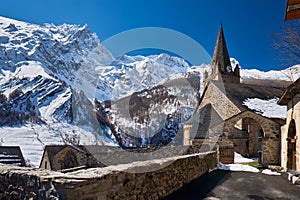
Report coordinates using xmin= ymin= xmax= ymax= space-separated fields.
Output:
xmin=184 ymin=25 xmax=286 ymax=165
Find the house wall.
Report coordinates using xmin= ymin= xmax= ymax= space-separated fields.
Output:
xmin=281 ymin=94 xmax=300 ymax=171
xmin=40 ymin=151 xmax=51 ymax=170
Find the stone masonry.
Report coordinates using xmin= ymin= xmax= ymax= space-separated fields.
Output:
xmin=0 ymin=151 xmax=217 ymax=200
xmin=224 ymin=111 xmax=281 ymax=165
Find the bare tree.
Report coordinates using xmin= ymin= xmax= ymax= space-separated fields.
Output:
xmin=274 ymin=20 xmax=300 ymax=68
xmin=61 ymin=130 xmax=80 ymax=146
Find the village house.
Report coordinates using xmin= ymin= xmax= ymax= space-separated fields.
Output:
xmin=277 ymin=0 xmax=300 ymax=172
xmin=0 ymin=146 xmax=26 ymax=167
xmin=278 ymin=78 xmax=300 ymax=171
xmin=39 ymin=145 xmax=106 ymax=171
xmin=184 ymin=25 xmax=286 ymax=165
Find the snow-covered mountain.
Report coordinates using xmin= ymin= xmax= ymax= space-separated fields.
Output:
xmin=0 ymin=16 xmax=115 ymax=166
xmin=96 ymin=54 xmax=190 ymax=100
xmin=0 ymin=16 xmax=299 ymax=166
xmin=0 ymin=16 xmax=113 ymax=81
xmin=228 ymin=58 xmax=300 ymax=85
xmin=0 ymin=16 xmax=200 ymax=165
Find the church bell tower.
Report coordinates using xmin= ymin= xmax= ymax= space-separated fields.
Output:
xmin=203 ymin=25 xmax=240 ymax=88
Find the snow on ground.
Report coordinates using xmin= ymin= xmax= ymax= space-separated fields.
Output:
xmin=234 ymin=152 xmax=257 ymax=163
xmin=39 ymin=90 xmax=71 ymax=122
xmin=213 ymin=152 xmax=282 ymax=175
xmin=216 ymin=162 xmax=260 ymax=173
xmin=13 ymin=61 xmax=54 ymax=80
xmin=243 ymin=98 xmax=287 ymax=119
xmin=261 ymin=169 xmax=281 ymax=176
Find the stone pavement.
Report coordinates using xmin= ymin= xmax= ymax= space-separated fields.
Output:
xmin=163 ymin=170 xmax=300 ymax=200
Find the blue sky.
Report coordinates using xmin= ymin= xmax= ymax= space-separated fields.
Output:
xmin=0 ymin=0 xmax=289 ymax=70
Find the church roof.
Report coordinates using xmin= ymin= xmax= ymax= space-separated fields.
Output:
xmin=212 ymin=81 xmax=285 ymax=113
xmin=278 ymin=77 xmax=300 ymax=105
xmin=211 ymin=24 xmax=232 ymax=72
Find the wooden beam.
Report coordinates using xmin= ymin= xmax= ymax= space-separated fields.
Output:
xmin=286 ymin=0 xmax=300 ymax=20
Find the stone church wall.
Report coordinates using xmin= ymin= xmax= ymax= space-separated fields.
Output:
xmin=200 ymin=83 xmax=240 ymax=120
xmin=224 ymin=111 xmax=281 ymax=165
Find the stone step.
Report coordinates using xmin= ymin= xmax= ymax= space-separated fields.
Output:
xmin=285 ymin=170 xmax=300 ymax=185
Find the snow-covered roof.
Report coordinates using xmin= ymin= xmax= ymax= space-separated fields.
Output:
xmin=211 ymin=81 xmax=285 ymax=118
xmin=278 ymin=77 xmax=300 ymax=105
xmin=243 ymin=98 xmax=286 ymax=119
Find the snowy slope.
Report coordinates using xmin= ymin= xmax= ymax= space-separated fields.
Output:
xmin=0 ymin=16 xmax=109 ymax=124
xmin=0 ymin=16 xmax=117 ymax=166
xmin=0 ymin=16 xmax=114 ymax=80
xmin=95 ymin=54 xmax=190 ymax=100
xmin=0 ymin=16 xmax=200 ymax=165
xmin=241 ymin=65 xmax=300 ymax=82
xmin=0 ymin=61 xmax=71 ymax=123
xmin=229 ymin=58 xmax=300 ymax=83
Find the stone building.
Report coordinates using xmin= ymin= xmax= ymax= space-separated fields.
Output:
xmin=39 ymin=145 xmax=105 ymax=171
xmin=185 ymin=25 xmax=285 ymax=165
xmin=278 ymin=78 xmax=300 ymax=171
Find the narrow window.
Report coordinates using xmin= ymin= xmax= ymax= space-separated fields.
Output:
xmin=45 ymin=161 xmax=47 ymax=169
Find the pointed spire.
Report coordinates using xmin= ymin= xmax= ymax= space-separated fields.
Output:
xmin=202 ymin=24 xmax=240 ymax=86
xmin=211 ymin=24 xmax=231 ymax=73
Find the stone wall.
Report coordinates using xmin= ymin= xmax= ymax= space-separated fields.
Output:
xmin=0 ymin=167 xmax=65 ymax=199
xmin=224 ymin=111 xmax=281 ymax=165
xmin=0 ymin=151 xmax=217 ymax=200
xmin=84 ymin=145 xmax=213 ymax=166
xmin=230 ymin=118 xmax=262 ymax=158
